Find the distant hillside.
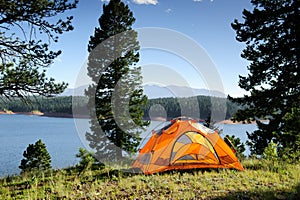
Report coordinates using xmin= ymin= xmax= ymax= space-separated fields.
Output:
xmin=143 ymin=84 xmax=226 ymax=99
xmin=62 ymin=84 xmax=226 ymax=99
xmin=143 ymin=95 xmax=239 ymax=121
xmin=0 ymin=95 xmax=239 ymax=120
xmin=60 ymin=85 xmax=87 ymax=96
xmin=0 ymin=96 xmax=87 ymax=115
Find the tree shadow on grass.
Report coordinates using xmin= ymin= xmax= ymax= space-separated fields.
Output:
xmin=211 ymin=182 xmax=300 ymax=200
xmin=90 ymin=167 xmax=216 ymax=181
xmin=96 ymin=167 xmax=228 ymax=180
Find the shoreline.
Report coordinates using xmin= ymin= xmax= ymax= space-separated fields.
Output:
xmin=218 ymin=119 xmax=269 ymax=124
xmin=0 ymin=111 xmax=76 ymax=118
xmin=218 ymin=119 xmax=255 ymax=124
xmin=0 ymin=112 xmax=267 ymax=124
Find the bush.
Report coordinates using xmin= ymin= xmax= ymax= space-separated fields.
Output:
xmin=76 ymin=148 xmax=104 ymax=171
xmin=279 ymin=146 xmax=300 ymax=163
xmin=19 ymin=139 xmax=52 ymax=173
xmin=263 ymin=141 xmax=278 ymax=161
xmin=224 ymin=135 xmax=246 ymax=160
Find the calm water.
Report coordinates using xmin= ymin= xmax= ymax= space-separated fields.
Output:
xmin=0 ymin=115 xmax=257 ymax=177
xmin=0 ymin=115 xmax=84 ymax=177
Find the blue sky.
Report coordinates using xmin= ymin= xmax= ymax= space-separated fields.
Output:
xmin=47 ymin=0 xmax=253 ymax=97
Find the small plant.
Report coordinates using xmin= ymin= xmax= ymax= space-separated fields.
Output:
xmin=76 ymin=148 xmax=103 ymax=171
xmin=19 ymin=139 xmax=52 ymax=173
xmin=263 ymin=141 xmax=278 ymax=161
xmin=224 ymin=135 xmax=246 ymax=160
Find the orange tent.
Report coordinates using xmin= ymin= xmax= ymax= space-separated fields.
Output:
xmin=133 ymin=117 xmax=244 ymax=174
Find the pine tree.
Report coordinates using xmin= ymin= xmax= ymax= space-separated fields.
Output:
xmin=19 ymin=139 xmax=52 ymax=173
xmin=224 ymin=135 xmax=246 ymax=160
xmin=85 ymin=0 xmax=148 ymax=161
xmin=231 ymin=0 xmax=300 ymax=155
xmin=279 ymin=107 xmax=300 ymax=161
xmin=0 ymin=0 xmax=78 ymax=99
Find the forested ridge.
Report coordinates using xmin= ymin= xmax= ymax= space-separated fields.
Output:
xmin=143 ymin=96 xmax=239 ymax=120
xmin=0 ymin=96 xmax=86 ymax=114
xmin=0 ymin=95 xmax=239 ymax=120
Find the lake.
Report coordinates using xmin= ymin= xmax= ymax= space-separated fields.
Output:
xmin=0 ymin=115 xmax=257 ymax=177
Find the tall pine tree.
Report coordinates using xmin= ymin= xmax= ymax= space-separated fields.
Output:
xmin=231 ymin=0 xmax=300 ymax=155
xmin=85 ymin=0 xmax=148 ymax=161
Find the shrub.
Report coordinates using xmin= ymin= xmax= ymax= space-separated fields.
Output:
xmin=19 ymin=139 xmax=52 ymax=173
xmin=279 ymin=146 xmax=300 ymax=163
xmin=224 ymin=135 xmax=246 ymax=160
xmin=76 ymin=148 xmax=104 ymax=171
xmin=263 ymin=141 xmax=278 ymax=161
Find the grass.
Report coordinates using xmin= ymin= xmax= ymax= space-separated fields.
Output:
xmin=0 ymin=159 xmax=299 ymax=199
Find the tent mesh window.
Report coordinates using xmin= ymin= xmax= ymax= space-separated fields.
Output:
xmin=170 ymin=131 xmax=219 ymax=165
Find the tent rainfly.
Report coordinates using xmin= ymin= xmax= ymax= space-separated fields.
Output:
xmin=133 ymin=117 xmax=244 ymax=174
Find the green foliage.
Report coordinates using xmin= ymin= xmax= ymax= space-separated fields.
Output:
xmin=86 ymin=0 xmax=148 ymax=160
xmin=279 ymin=146 xmax=300 ymax=164
xmin=19 ymin=139 xmax=52 ymax=173
xmin=231 ymin=0 xmax=300 ymax=155
xmin=279 ymin=107 xmax=300 ymax=162
xmin=224 ymin=135 xmax=246 ymax=160
xmin=75 ymin=148 xmax=103 ymax=171
xmin=263 ymin=141 xmax=278 ymax=161
xmin=0 ymin=0 xmax=78 ymax=99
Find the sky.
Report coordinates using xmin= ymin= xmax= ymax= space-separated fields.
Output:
xmin=46 ymin=0 xmax=254 ymax=97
